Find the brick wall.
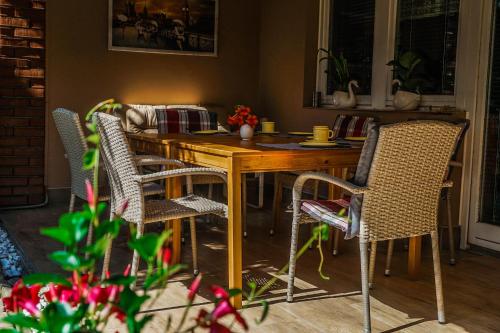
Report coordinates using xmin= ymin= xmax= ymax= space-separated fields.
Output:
xmin=0 ymin=0 xmax=45 ymax=207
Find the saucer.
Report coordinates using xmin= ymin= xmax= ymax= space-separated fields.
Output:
xmin=299 ymin=140 xmax=337 ymax=148
xmin=288 ymin=131 xmax=313 ymax=136
xmin=344 ymin=136 xmax=367 ymax=141
xmin=257 ymin=131 xmax=280 ymax=135
xmin=192 ymin=130 xmax=226 ymax=135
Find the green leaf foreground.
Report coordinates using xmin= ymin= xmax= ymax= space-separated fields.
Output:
xmin=83 ymin=148 xmax=97 ymax=170
xmin=3 ymin=314 xmax=42 ymax=331
xmin=256 ymin=300 xmax=269 ymax=324
xmin=39 ymin=303 xmax=86 ymax=333
xmin=49 ymin=251 xmax=92 ymax=271
xmin=128 ymin=231 xmax=170 ymax=263
xmin=23 ymin=273 xmax=72 ymax=287
xmin=103 ymin=275 xmax=136 ymax=286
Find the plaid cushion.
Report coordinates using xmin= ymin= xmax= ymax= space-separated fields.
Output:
xmin=156 ymin=108 xmax=217 ymax=134
xmin=301 ymin=198 xmax=351 ymax=231
xmin=332 ymin=115 xmax=374 ymax=138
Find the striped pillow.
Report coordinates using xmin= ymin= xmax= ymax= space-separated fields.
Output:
xmin=156 ymin=108 xmax=217 ymax=134
xmin=332 ymin=115 xmax=374 ymax=138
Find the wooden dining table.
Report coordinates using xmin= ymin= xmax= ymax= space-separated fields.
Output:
xmin=127 ymin=132 xmax=424 ymax=308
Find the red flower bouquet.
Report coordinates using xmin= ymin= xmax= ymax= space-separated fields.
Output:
xmin=227 ymin=105 xmax=259 ymax=130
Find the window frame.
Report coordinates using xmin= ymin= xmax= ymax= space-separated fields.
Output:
xmin=317 ymin=0 xmax=461 ymax=108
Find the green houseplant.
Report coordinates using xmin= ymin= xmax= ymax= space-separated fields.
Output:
xmin=318 ymin=49 xmax=358 ymax=109
xmin=387 ymin=51 xmax=429 ymax=110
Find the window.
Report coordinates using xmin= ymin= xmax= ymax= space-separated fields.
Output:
xmin=327 ymin=0 xmax=375 ymax=95
xmin=395 ymin=0 xmax=460 ymax=95
xmin=317 ymin=0 xmax=462 ymax=107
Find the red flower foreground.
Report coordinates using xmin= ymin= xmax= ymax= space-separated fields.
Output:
xmin=2 ymin=266 xmax=131 ymax=324
xmin=3 ymin=280 xmax=41 ymax=316
xmin=195 ymin=284 xmax=248 ymax=333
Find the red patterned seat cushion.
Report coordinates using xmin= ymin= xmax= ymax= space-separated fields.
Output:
xmin=332 ymin=115 xmax=374 ymax=138
xmin=301 ymin=198 xmax=351 ymax=231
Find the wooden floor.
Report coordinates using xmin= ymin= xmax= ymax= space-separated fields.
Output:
xmin=1 ymin=187 xmax=500 ymax=332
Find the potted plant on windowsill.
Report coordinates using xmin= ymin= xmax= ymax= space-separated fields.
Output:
xmin=387 ymin=51 xmax=429 ymax=110
xmin=319 ymin=49 xmax=358 ymax=109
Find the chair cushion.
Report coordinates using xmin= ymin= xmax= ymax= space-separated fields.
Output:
xmin=156 ymin=108 xmax=217 ymax=134
xmin=332 ymin=115 xmax=374 ymax=138
xmin=124 ymin=104 xmax=166 ymax=134
xmin=301 ymin=198 xmax=350 ymax=231
xmin=346 ymin=121 xmax=379 ymax=239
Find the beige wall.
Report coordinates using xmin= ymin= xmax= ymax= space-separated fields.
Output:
xmin=258 ymin=0 xmax=316 ymax=128
xmin=46 ymin=0 xmax=261 ymax=188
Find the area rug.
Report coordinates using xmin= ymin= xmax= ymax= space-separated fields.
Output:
xmin=0 ymin=220 xmax=34 ymax=287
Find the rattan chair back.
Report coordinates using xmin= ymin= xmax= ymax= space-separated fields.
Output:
xmin=52 ymin=108 xmax=93 ymax=200
xmin=94 ymin=112 xmax=144 ymax=224
xmin=360 ymin=121 xmax=462 ymax=242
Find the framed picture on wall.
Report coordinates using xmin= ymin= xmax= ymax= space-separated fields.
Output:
xmin=108 ymin=0 xmax=218 ymax=56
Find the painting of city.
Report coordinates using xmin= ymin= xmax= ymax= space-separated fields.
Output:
xmin=109 ymin=0 xmax=218 ymax=56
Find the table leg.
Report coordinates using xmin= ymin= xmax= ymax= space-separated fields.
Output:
xmin=164 ymin=145 xmax=181 ymax=265
xmin=242 ymin=174 xmax=247 ymax=238
xmin=170 ymin=176 xmax=182 ymax=265
xmin=408 ymin=236 xmax=422 ymax=279
xmin=227 ymin=159 xmax=243 ymax=308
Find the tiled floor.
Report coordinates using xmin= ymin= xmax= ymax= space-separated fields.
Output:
xmin=1 ymin=187 xmax=499 ymax=332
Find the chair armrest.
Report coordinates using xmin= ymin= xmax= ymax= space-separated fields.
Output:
xmin=449 ymin=160 xmax=462 ymax=168
xmin=294 ymin=171 xmax=368 ymax=196
xmin=133 ymin=155 xmax=185 ymax=168
xmin=133 ymin=167 xmax=227 ymax=184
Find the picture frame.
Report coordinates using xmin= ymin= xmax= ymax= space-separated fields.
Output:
xmin=108 ymin=0 xmax=219 ymax=57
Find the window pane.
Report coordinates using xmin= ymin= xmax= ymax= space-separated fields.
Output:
xmin=395 ymin=0 xmax=460 ymax=95
xmin=327 ymin=0 xmax=375 ymax=95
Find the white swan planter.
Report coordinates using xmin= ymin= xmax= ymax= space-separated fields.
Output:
xmin=332 ymin=80 xmax=358 ymax=109
xmin=392 ymin=79 xmax=421 ymax=110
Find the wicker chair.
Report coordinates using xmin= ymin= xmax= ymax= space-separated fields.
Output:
xmin=273 ymin=115 xmax=374 ymax=250
xmin=384 ymin=123 xmax=468 ymax=271
xmin=52 ymin=108 xmax=108 ymax=212
xmin=52 ymin=108 xmax=169 ymax=245
xmin=94 ymin=113 xmax=227 ymax=279
xmin=286 ymin=121 xmax=462 ymax=333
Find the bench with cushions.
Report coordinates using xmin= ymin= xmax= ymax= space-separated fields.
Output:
xmin=117 ymin=104 xmax=221 ymax=134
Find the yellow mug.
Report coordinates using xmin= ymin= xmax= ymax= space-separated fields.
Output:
xmin=313 ymin=126 xmax=334 ymax=142
xmin=261 ymin=121 xmax=276 ymax=133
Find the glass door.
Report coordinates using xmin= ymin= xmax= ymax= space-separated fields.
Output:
xmin=470 ymin=0 xmax=500 ymax=251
